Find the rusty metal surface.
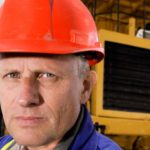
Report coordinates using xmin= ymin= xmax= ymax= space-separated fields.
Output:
xmin=82 ymin=0 xmax=150 ymax=30
xmin=82 ymin=0 xmax=150 ymax=19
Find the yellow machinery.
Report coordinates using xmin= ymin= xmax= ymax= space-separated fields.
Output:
xmin=91 ymin=29 xmax=150 ymax=149
xmin=82 ymin=0 xmax=150 ymax=149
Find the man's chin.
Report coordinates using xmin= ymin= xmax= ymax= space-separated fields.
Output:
xmin=11 ymin=131 xmax=58 ymax=148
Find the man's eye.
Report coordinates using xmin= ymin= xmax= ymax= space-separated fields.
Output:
xmin=38 ymin=72 xmax=55 ymax=79
xmin=4 ymin=72 xmax=20 ymax=79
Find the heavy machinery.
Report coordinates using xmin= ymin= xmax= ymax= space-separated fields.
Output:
xmin=91 ymin=29 xmax=150 ymax=150
xmin=83 ymin=0 xmax=150 ymax=149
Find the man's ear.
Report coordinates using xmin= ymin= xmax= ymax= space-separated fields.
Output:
xmin=80 ymin=70 xmax=97 ymax=104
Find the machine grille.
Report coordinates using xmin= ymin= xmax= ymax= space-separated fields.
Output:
xmin=104 ymin=41 xmax=150 ymax=113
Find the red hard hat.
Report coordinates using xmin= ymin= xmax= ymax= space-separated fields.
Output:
xmin=0 ymin=0 xmax=104 ymax=65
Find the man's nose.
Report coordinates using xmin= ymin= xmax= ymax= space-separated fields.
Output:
xmin=17 ymin=78 xmax=40 ymax=107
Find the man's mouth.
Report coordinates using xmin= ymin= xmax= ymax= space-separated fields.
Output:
xmin=14 ymin=116 xmax=44 ymax=127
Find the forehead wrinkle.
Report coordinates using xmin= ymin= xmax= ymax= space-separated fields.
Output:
xmin=0 ymin=55 xmax=80 ymax=77
xmin=0 ymin=57 xmax=25 ymax=72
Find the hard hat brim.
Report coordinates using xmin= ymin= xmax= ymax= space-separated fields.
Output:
xmin=0 ymin=39 xmax=104 ymax=65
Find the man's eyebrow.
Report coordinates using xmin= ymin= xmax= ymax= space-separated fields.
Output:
xmin=0 ymin=69 xmax=21 ymax=73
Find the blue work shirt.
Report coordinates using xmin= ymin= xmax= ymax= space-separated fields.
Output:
xmin=70 ymin=106 xmax=122 ymax=150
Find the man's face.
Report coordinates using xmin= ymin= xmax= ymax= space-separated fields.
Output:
xmin=0 ymin=54 xmax=90 ymax=147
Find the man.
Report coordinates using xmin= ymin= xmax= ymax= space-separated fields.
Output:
xmin=0 ymin=0 xmax=122 ymax=149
